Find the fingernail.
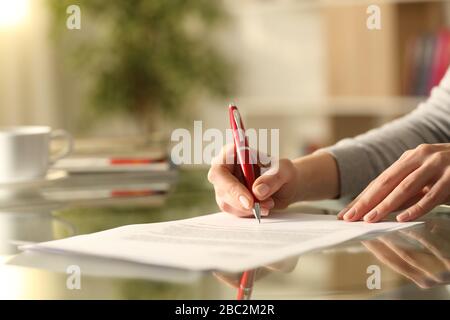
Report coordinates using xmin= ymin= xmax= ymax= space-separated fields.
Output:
xmin=344 ymin=208 xmax=355 ymax=220
xmin=261 ymin=208 xmax=269 ymax=216
xmin=364 ymin=210 xmax=378 ymax=222
xmin=239 ymin=195 xmax=250 ymax=209
xmin=262 ymin=199 xmax=275 ymax=210
xmin=337 ymin=207 xmax=349 ymax=218
xmin=421 ymin=278 xmax=436 ymax=289
xmin=255 ymin=184 xmax=269 ymax=198
xmin=397 ymin=211 xmax=410 ymax=222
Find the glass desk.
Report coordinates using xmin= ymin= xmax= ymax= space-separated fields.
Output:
xmin=0 ymin=168 xmax=449 ymax=299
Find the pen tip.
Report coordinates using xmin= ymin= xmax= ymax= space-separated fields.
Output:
xmin=252 ymin=203 xmax=261 ymax=224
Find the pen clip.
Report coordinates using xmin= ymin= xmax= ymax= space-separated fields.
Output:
xmin=232 ymin=109 xmax=245 ymax=143
xmin=233 ymin=109 xmax=256 ymax=175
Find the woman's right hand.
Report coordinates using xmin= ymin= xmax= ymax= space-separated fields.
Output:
xmin=207 ymin=144 xmax=299 ymax=218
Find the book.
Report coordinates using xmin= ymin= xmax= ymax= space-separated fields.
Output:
xmin=403 ymin=29 xmax=450 ymax=95
xmin=53 ymin=156 xmax=173 ymax=173
xmin=42 ymin=182 xmax=170 ymax=204
xmin=429 ymin=29 xmax=450 ymax=92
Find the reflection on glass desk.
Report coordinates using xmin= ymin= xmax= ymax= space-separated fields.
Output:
xmin=0 ymin=168 xmax=449 ymax=299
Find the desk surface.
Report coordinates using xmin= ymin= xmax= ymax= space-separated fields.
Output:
xmin=0 ymin=168 xmax=449 ymax=299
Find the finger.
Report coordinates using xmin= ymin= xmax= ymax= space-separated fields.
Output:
xmin=363 ymin=166 xmax=435 ymax=222
xmin=213 ymin=268 xmax=269 ymax=288
xmin=337 ymin=195 xmax=362 ymax=219
xmin=257 ymin=150 xmax=273 ymax=169
xmin=338 ymin=179 xmax=380 ymax=219
xmin=212 ymin=272 xmax=241 ymax=288
xmin=343 ymin=156 xmax=421 ymax=222
xmin=260 ymin=198 xmax=275 ymax=211
xmin=397 ymin=189 xmax=428 ymax=210
xmin=208 ymin=144 xmax=240 ymax=184
xmin=379 ymin=236 xmax=446 ymax=283
xmin=219 ymin=200 xmax=270 ymax=217
xmin=397 ymin=173 xmax=450 ymax=222
xmin=265 ymin=257 xmax=299 ymax=273
xmin=210 ymin=143 xmax=236 ymax=171
xmin=217 ymin=198 xmax=251 ymax=217
xmin=210 ymin=165 xmax=255 ymax=211
xmin=338 ymin=180 xmax=380 ymax=219
xmin=400 ymin=229 xmax=450 ymax=270
xmin=222 ymin=197 xmax=273 ymax=215
xmin=214 ymin=185 xmax=273 ymax=217
xmin=348 ymin=184 xmax=429 ymax=221
xmin=362 ymin=240 xmax=436 ymax=289
xmin=252 ymin=159 xmax=294 ymax=201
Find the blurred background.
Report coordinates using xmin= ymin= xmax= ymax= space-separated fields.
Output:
xmin=2 ymin=0 xmax=450 ymax=159
xmin=1 ymin=0 xmax=450 ymax=300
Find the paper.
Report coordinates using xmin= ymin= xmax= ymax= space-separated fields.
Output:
xmin=8 ymin=250 xmax=201 ymax=284
xmin=21 ymin=212 xmax=421 ymax=272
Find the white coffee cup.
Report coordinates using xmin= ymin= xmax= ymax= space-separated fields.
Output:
xmin=0 ymin=126 xmax=73 ymax=183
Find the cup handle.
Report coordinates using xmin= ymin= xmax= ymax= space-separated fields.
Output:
xmin=49 ymin=129 xmax=73 ymax=164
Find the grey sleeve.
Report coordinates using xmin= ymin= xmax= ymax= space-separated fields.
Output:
xmin=323 ymin=70 xmax=450 ymax=198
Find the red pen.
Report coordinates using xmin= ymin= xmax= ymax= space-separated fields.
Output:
xmin=237 ymin=270 xmax=256 ymax=300
xmin=229 ymin=104 xmax=261 ymax=223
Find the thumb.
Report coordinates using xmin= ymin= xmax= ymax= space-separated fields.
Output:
xmin=252 ymin=159 xmax=293 ymax=201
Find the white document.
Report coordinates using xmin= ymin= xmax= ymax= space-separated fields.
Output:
xmin=21 ymin=212 xmax=421 ymax=272
xmin=8 ymin=250 xmax=201 ymax=284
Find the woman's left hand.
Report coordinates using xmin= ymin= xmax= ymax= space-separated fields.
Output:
xmin=362 ymin=219 xmax=450 ymax=288
xmin=338 ymin=143 xmax=450 ymax=222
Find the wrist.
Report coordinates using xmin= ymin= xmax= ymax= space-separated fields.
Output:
xmin=292 ymin=151 xmax=340 ymax=201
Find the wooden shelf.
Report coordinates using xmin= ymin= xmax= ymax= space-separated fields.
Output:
xmin=241 ymin=0 xmax=448 ymax=12
xmin=321 ymin=1 xmax=446 ymax=142
xmin=240 ymin=95 xmax=425 ymax=118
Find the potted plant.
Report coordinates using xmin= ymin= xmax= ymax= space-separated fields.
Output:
xmin=48 ymin=0 xmax=234 ymax=136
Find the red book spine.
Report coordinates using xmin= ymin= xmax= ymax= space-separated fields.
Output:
xmin=109 ymin=157 xmax=166 ymax=165
xmin=431 ymin=30 xmax=450 ymax=89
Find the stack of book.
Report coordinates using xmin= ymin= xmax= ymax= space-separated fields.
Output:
xmin=403 ymin=29 xmax=450 ymax=96
xmin=47 ymin=155 xmax=176 ymax=205
xmin=53 ymin=156 xmax=174 ymax=176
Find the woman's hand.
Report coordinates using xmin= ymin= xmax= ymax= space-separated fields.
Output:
xmin=207 ymin=144 xmax=298 ymax=217
xmin=213 ymin=257 xmax=299 ymax=288
xmin=338 ymin=143 xmax=450 ymax=222
xmin=362 ymin=218 xmax=450 ymax=288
